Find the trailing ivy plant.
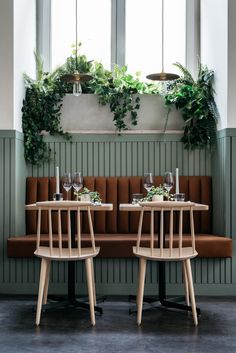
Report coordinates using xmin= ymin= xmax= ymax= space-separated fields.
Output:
xmin=22 ymin=53 xmax=70 ymax=165
xmin=89 ymin=64 xmax=159 ymax=132
xmin=164 ymin=62 xmax=219 ymax=150
xmin=22 ymin=49 xmax=159 ymax=165
xmin=22 ymin=46 xmax=218 ymax=165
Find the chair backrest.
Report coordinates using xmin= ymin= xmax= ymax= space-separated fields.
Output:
xmin=26 ymin=176 xmax=212 ymax=235
xmin=36 ymin=201 xmax=96 ymax=258
xmin=136 ymin=201 xmax=196 ymax=258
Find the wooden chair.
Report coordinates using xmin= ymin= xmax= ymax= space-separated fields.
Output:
xmin=133 ymin=201 xmax=198 ymax=326
xmin=34 ymin=201 xmax=99 ymax=326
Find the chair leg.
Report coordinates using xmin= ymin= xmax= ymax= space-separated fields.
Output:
xmin=183 ymin=261 xmax=190 ymax=306
xmin=43 ymin=260 xmax=51 ymax=305
xmin=85 ymin=258 xmax=95 ymax=326
xmin=137 ymin=257 xmax=147 ymax=326
xmin=36 ymin=258 xmax=47 ymax=326
xmin=91 ymin=258 xmax=96 ymax=305
xmin=185 ymin=259 xmax=198 ymax=326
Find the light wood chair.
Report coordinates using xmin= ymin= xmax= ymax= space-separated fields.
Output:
xmin=133 ymin=201 xmax=198 ymax=326
xmin=34 ymin=201 xmax=99 ymax=326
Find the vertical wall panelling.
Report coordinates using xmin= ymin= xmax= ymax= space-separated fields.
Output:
xmin=0 ymin=137 xmax=4 ymax=284
xmin=1 ymin=131 xmax=235 ymax=295
xmin=36 ymin=133 xmax=213 ymax=178
xmin=212 ymin=130 xmax=235 ymax=285
xmin=0 ymin=131 xmax=27 ymax=288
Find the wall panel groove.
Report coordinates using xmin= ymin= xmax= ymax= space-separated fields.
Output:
xmin=1 ymin=131 xmax=235 ymax=295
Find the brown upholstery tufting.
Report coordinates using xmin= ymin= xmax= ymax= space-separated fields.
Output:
xmin=25 ymin=176 xmax=212 ymax=235
xmin=7 ymin=176 xmax=233 ymax=258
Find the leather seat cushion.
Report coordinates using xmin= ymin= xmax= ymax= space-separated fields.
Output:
xmin=7 ymin=234 xmax=232 ymax=258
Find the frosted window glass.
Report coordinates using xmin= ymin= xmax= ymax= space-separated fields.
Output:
xmin=125 ymin=0 xmax=186 ymax=80
xmin=51 ymin=0 xmax=111 ymax=69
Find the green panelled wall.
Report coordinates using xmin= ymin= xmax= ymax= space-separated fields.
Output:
xmin=0 ymin=131 xmax=27 ymax=292
xmin=212 ymin=129 xmax=236 ymax=287
xmin=27 ymin=134 xmax=212 ymax=177
xmin=0 ymin=131 xmax=235 ymax=295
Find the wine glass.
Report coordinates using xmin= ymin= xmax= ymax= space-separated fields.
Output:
xmin=163 ymin=172 xmax=174 ymax=200
xmin=72 ymin=172 xmax=83 ymax=200
xmin=62 ymin=173 xmax=72 ymax=200
xmin=144 ymin=173 xmax=153 ymax=193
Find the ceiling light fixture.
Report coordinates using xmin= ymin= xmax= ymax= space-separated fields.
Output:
xmin=146 ymin=0 xmax=179 ymax=82
xmin=61 ymin=0 xmax=92 ymax=96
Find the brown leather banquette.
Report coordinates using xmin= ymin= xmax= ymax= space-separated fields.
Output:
xmin=7 ymin=176 xmax=232 ymax=258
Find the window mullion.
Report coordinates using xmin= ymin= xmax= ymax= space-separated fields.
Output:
xmin=36 ymin=0 xmax=51 ymax=72
xmin=186 ymin=0 xmax=200 ymax=78
xmin=111 ymin=0 xmax=125 ymax=69
xmin=111 ymin=0 xmax=117 ymax=69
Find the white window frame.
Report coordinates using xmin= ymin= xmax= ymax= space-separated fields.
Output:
xmin=36 ymin=0 xmax=200 ymax=75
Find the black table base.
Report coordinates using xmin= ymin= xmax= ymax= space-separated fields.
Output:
xmin=42 ymin=298 xmax=103 ymax=314
xmin=129 ymin=262 xmax=200 ymax=316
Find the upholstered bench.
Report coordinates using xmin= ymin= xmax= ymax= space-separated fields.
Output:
xmin=7 ymin=176 xmax=232 ymax=258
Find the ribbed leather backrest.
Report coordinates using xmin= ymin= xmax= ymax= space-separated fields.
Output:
xmin=26 ymin=176 xmax=212 ymax=235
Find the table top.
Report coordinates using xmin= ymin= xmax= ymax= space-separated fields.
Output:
xmin=119 ymin=201 xmax=209 ymax=211
xmin=26 ymin=201 xmax=113 ymax=211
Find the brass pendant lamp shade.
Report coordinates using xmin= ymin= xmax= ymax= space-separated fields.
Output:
xmin=62 ymin=72 xmax=92 ymax=84
xmin=146 ymin=72 xmax=179 ymax=81
xmin=61 ymin=0 xmax=92 ymax=95
xmin=146 ymin=0 xmax=179 ymax=82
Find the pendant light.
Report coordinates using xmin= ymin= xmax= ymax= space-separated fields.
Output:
xmin=61 ymin=0 xmax=92 ymax=96
xmin=146 ymin=0 xmax=179 ymax=82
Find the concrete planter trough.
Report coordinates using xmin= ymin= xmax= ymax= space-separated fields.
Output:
xmin=60 ymin=94 xmax=184 ymax=133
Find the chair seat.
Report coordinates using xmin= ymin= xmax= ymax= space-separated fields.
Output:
xmin=133 ymin=246 xmax=198 ymax=261
xmin=34 ymin=246 xmax=100 ymax=261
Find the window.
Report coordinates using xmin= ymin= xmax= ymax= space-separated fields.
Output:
xmin=39 ymin=0 xmax=192 ymax=75
xmin=125 ymin=0 xmax=186 ymax=79
xmin=51 ymin=0 xmax=111 ymax=69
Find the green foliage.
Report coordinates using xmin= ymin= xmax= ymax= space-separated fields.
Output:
xmin=75 ymin=187 xmax=101 ymax=203
xmin=22 ymin=46 xmax=218 ymax=166
xmin=90 ymin=64 xmax=159 ymax=132
xmin=22 ymin=49 xmax=159 ymax=166
xmin=146 ymin=185 xmax=168 ymax=201
xmin=164 ymin=62 xmax=219 ymax=150
xmin=22 ymin=53 xmax=70 ymax=165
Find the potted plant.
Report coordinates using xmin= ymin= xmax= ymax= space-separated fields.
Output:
xmin=75 ymin=187 xmax=101 ymax=204
xmin=164 ymin=62 xmax=219 ymax=150
xmin=146 ymin=185 xmax=168 ymax=201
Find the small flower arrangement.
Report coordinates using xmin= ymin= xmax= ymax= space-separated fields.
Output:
xmin=146 ymin=185 xmax=168 ymax=201
xmin=75 ymin=187 xmax=102 ymax=204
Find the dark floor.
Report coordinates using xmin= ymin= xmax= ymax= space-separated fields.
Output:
xmin=0 ymin=296 xmax=236 ymax=353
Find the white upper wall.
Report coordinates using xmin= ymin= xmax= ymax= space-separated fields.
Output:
xmin=201 ymin=0 xmax=228 ymax=130
xmin=14 ymin=0 xmax=36 ymax=132
xmin=0 ymin=0 xmax=36 ymax=131
xmin=228 ymin=0 xmax=236 ymax=128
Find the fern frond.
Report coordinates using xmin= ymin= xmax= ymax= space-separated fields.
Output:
xmin=47 ymin=67 xmax=61 ymax=81
xmin=208 ymin=100 xmax=220 ymax=121
xmin=34 ymin=51 xmax=44 ymax=81
xmin=173 ymin=62 xmax=194 ymax=83
xmin=205 ymin=115 xmax=217 ymax=149
xmin=23 ymin=73 xmax=34 ymax=86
